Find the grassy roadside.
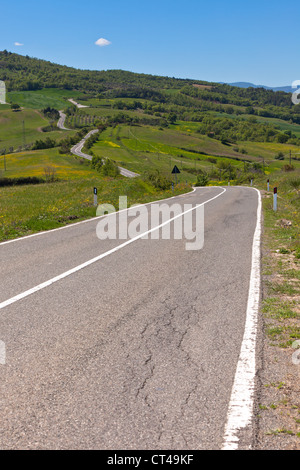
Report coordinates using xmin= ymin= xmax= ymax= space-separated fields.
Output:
xmin=0 ymin=174 xmax=192 ymax=242
xmin=254 ymin=169 xmax=300 ymax=449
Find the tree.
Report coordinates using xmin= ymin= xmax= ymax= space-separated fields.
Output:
xmin=168 ymin=112 xmax=177 ymax=124
xmin=275 ymin=152 xmax=285 ymax=160
xmin=277 ymin=133 xmax=289 ymax=143
xmin=11 ymin=103 xmax=21 ymax=112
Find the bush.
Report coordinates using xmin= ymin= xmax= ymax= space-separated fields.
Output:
xmin=84 ymin=131 xmax=100 ymax=150
xmin=277 ymin=133 xmax=289 ymax=143
xmin=143 ymin=169 xmax=172 ymax=190
xmin=195 ymin=172 xmax=209 ymax=186
xmin=43 ymin=165 xmax=57 ymax=182
xmin=282 ymin=164 xmax=295 ymax=172
xmin=100 ymin=159 xmax=120 ymax=177
xmin=0 ymin=176 xmax=45 ymax=187
xmin=11 ymin=103 xmax=21 ymax=111
xmin=32 ymin=137 xmax=56 ymax=150
xmin=42 ymin=107 xmax=60 ymax=120
xmin=275 ymin=152 xmax=285 ymax=160
xmin=91 ymin=155 xmax=103 ymax=171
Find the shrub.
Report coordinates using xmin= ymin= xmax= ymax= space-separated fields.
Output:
xmin=32 ymin=137 xmax=56 ymax=150
xmin=43 ymin=165 xmax=57 ymax=182
xmin=282 ymin=164 xmax=295 ymax=172
xmin=143 ymin=169 xmax=172 ymax=190
xmin=195 ymin=172 xmax=209 ymax=186
xmin=91 ymin=155 xmax=104 ymax=172
xmin=0 ymin=177 xmax=45 ymax=187
xmin=100 ymin=159 xmax=120 ymax=177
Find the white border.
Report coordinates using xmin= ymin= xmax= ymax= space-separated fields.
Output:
xmin=222 ymin=187 xmax=262 ymax=450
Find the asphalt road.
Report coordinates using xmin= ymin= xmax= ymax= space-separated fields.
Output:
xmin=57 ymin=100 xmax=138 ymax=178
xmin=57 ymin=111 xmax=69 ymax=130
xmin=70 ymin=129 xmax=99 ymax=161
xmin=0 ymin=186 xmax=261 ymax=450
xmin=70 ymin=130 xmax=139 ymax=178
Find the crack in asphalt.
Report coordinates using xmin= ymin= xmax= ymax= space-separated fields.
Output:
xmin=133 ymin=296 xmax=204 ymax=446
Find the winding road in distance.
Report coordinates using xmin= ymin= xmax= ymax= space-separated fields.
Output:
xmin=0 ymin=186 xmax=262 ymax=450
xmin=57 ymin=101 xmax=139 ymax=178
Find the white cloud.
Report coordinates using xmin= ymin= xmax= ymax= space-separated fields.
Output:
xmin=14 ymin=42 xmax=24 ymax=46
xmin=95 ymin=38 xmax=111 ymax=47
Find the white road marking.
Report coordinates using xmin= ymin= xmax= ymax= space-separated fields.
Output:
xmin=0 ymin=188 xmax=226 ymax=310
xmin=222 ymin=188 xmax=262 ymax=450
xmin=0 ymin=188 xmax=197 ymax=247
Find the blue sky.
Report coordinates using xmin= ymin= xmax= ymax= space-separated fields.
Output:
xmin=1 ymin=0 xmax=299 ymax=86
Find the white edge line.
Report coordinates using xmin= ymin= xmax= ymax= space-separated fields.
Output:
xmin=0 ymin=187 xmax=198 ymax=247
xmin=222 ymin=187 xmax=262 ymax=450
xmin=0 ymin=187 xmax=226 ymax=310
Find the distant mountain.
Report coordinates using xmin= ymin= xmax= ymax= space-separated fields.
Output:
xmin=224 ymin=82 xmax=293 ymax=94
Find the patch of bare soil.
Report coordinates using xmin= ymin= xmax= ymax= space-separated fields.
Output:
xmin=192 ymin=84 xmax=213 ymax=90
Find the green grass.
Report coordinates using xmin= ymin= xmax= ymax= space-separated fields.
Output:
xmin=0 ymin=147 xmax=193 ymax=241
xmin=0 ymin=107 xmax=73 ymax=150
xmin=262 ymin=297 xmax=299 ymax=320
xmin=258 ymin=167 xmax=300 ymax=393
xmin=0 ymin=147 xmax=96 ymax=179
xmin=239 ymin=140 xmax=300 ymax=163
xmin=7 ymin=88 xmax=80 ymax=110
xmin=0 ymin=178 xmax=192 ymax=242
xmin=90 ymin=124 xmax=247 ymax=183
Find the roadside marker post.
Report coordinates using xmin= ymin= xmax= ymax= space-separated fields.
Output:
xmin=94 ymin=187 xmax=98 ymax=207
xmin=267 ymin=179 xmax=270 ymax=192
xmin=273 ymin=187 xmax=278 ymax=211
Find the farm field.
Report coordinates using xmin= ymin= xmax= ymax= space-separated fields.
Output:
xmin=7 ymin=88 xmax=82 ymax=110
xmin=0 ymin=106 xmax=73 ymax=150
xmin=0 ymin=147 xmax=96 ymax=179
xmin=90 ymin=123 xmax=300 ymax=176
xmin=90 ymin=124 xmax=246 ymax=182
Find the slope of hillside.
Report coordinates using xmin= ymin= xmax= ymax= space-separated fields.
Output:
xmin=1 ymin=50 xmax=300 ymax=186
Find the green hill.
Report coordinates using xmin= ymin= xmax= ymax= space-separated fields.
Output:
xmin=0 ymin=50 xmax=299 ymax=243
xmin=1 ymin=50 xmax=300 ymax=180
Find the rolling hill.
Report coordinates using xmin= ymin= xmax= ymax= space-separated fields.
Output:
xmin=0 ymin=50 xmax=300 ymax=184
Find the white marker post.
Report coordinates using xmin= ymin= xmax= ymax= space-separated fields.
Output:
xmin=267 ymin=179 xmax=270 ymax=192
xmin=0 ymin=81 xmax=6 ymax=104
xmin=273 ymin=187 xmax=278 ymax=211
xmin=94 ymin=187 xmax=98 ymax=207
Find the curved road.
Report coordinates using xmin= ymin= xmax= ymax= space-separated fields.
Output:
xmin=57 ymin=111 xmax=69 ymax=131
xmin=0 ymin=186 xmax=262 ymax=450
xmin=57 ymin=105 xmax=139 ymax=178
